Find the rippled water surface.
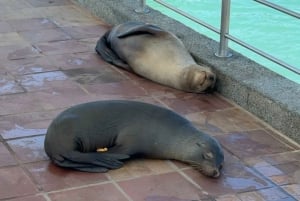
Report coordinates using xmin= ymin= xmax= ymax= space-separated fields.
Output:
xmin=148 ymin=0 xmax=300 ymax=83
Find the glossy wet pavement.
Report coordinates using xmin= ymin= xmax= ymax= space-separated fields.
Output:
xmin=0 ymin=0 xmax=299 ymax=201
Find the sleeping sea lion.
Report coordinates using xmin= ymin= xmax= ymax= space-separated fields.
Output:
xmin=95 ymin=21 xmax=216 ymax=93
xmin=44 ymin=100 xmax=224 ymax=178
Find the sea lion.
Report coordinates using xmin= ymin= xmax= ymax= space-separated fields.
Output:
xmin=44 ymin=100 xmax=224 ymax=178
xmin=95 ymin=21 xmax=216 ymax=93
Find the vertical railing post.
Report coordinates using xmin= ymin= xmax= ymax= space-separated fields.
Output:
xmin=135 ymin=0 xmax=150 ymax=13
xmin=215 ymin=0 xmax=232 ymax=57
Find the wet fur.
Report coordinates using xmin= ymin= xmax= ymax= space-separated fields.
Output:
xmin=44 ymin=100 xmax=224 ymax=177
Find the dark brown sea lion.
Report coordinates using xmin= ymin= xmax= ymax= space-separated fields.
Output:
xmin=95 ymin=21 xmax=216 ymax=93
xmin=44 ymin=100 xmax=224 ymax=178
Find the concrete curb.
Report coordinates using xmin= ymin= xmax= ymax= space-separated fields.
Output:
xmin=74 ymin=0 xmax=300 ymax=143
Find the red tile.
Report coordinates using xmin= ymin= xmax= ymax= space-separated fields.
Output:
xmin=0 ymin=67 xmax=7 ymax=75
xmin=0 ymin=74 xmax=24 ymax=95
xmin=145 ymin=195 xmax=203 ymax=201
xmin=264 ymin=128 xmax=300 ymax=150
xmin=31 ymin=85 xmax=90 ymax=110
xmin=237 ymin=191 xmax=266 ymax=201
xmin=0 ymin=21 xmax=13 ymax=33
xmin=48 ymin=183 xmax=127 ymax=201
xmin=0 ymin=110 xmax=58 ymax=139
xmin=7 ymin=45 xmax=41 ymax=60
xmin=130 ymin=96 xmax=165 ymax=106
xmin=282 ymin=184 xmax=300 ymax=198
xmin=18 ymin=71 xmax=69 ymax=92
xmin=185 ymin=112 xmax=225 ymax=137
xmin=7 ymin=18 xmax=57 ymax=31
xmin=6 ymin=195 xmax=47 ymax=201
xmin=119 ymin=172 xmax=209 ymax=201
xmin=216 ymin=194 xmax=241 ymax=201
xmin=169 ymin=160 xmax=191 ymax=170
xmin=35 ymin=40 xmax=91 ymax=55
xmin=256 ymin=161 xmax=300 ymax=185
xmin=63 ymin=67 xmax=126 ymax=85
xmin=261 ymin=151 xmax=300 ymax=165
xmin=7 ymin=135 xmax=48 ymax=163
xmin=62 ymin=25 xmax=110 ymax=40
xmin=158 ymin=93 xmax=233 ymax=115
xmin=1 ymin=124 xmax=47 ymax=140
xmin=0 ymin=0 xmax=31 ymax=10
xmin=257 ymin=187 xmax=296 ymax=201
xmin=0 ymin=45 xmax=41 ymax=60
xmin=25 ymin=161 xmax=109 ymax=192
xmin=19 ymin=28 xmax=72 ymax=43
xmin=0 ymin=83 xmax=87 ymax=115
xmin=216 ymin=130 xmax=294 ymax=159
xmin=254 ymin=165 xmax=284 ymax=177
xmin=0 ymin=92 xmax=46 ymax=116
xmin=269 ymin=175 xmax=293 ymax=186
xmin=182 ymin=150 xmax=273 ymax=196
xmin=186 ymin=108 xmax=266 ymax=135
xmin=78 ymin=37 xmax=99 ymax=50
xmin=4 ymin=56 xmax=59 ymax=75
xmin=0 ymin=166 xmax=37 ymax=200
xmin=108 ymin=159 xmax=174 ymax=181
xmin=0 ymin=142 xmax=17 ymax=167
xmin=83 ymin=81 xmax=147 ymax=98
xmin=133 ymin=76 xmax=185 ymax=97
xmin=47 ymin=52 xmax=108 ymax=70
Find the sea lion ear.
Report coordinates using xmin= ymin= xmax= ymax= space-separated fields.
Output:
xmin=202 ymin=152 xmax=214 ymax=160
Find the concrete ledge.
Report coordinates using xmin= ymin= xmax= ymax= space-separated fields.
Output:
xmin=74 ymin=0 xmax=300 ymax=143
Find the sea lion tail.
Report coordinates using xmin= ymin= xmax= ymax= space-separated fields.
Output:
xmin=53 ymin=151 xmax=130 ymax=173
xmin=95 ymin=31 xmax=131 ymax=70
xmin=95 ymin=31 xmax=117 ymax=63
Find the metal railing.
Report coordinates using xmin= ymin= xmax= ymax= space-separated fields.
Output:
xmin=135 ymin=0 xmax=300 ymax=75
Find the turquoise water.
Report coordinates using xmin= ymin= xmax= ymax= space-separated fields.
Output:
xmin=147 ymin=0 xmax=300 ymax=84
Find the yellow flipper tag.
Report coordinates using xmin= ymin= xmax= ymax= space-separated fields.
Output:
xmin=97 ymin=147 xmax=108 ymax=152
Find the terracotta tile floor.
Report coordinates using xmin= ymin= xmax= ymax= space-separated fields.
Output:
xmin=0 ymin=0 xmax=299 ymax=200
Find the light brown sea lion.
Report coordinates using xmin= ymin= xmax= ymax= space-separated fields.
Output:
xmin=95 ymin=21 xmax=216 ymax=93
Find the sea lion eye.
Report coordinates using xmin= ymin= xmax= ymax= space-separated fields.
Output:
xmin=202 ymin=152 xmax=214 ymax=160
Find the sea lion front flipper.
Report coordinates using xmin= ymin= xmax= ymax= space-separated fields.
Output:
xmin=58 ymin=151 xmax=130 ymax=172
xmin=95 ymin=32 xmax=131 ymax=70
xmin=117 ymin=24 xmax=166 ymax=38
xmin=53 ymin=159 xmax=109 ymax=173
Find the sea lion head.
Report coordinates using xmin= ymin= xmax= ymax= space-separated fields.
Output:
xmin=181 ymin=65 xmax=216 ymax=93
xmin=185 ymin=136 xmax=224 ymax=178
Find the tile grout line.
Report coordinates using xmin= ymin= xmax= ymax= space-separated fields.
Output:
xmin=45 ymin=180 xmax=113 ymax=194
xmin=166 ymin=160 xmax=206 ymax=193
xmin=107 ymin=168 xmax=178 ymax=183
xmin=215 ymin=92 xmax=300 ymax=149
xmin=106 ymin=173 xmax=134 ymax=201
xmin=43 ymin=193 xmax=52 ymax=201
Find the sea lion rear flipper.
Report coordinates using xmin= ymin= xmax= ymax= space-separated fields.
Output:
xmin=95 ymin=32 xmax=131 ymax=70
xmin=117 ymin=24 xmax=166 ymax=38
xmin=56 ymin=151 xmax=130 ymax=172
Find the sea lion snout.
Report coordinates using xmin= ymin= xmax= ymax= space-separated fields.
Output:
xmin=187 ymin=139 xmax=224 ymax=178
xmin=207 ymin=71 xmax=216 ymax=82
xmin=212 ymin=162 xmax=224 ymax=178
xmin=199 ymin=161 xmax=223 ymax=178
xmin=181 ymin=65 xmax=216 ymax=93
